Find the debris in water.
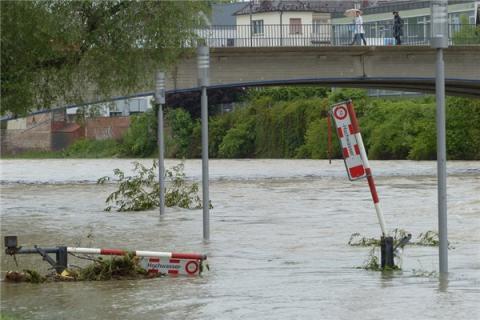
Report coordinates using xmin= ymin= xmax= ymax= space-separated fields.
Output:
xmin=348 ymin=229 xmax=452 ymax=248
xmin=5 ymin=270 xmax=46 ymax=283
xmin=4 ymin=254 xmax=163 ymax=283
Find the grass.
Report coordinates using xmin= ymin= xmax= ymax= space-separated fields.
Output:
xmin=1 ymin=139 xmax=123 ymax=159
xmin=0 ymin=314 xmax=22 ymax=320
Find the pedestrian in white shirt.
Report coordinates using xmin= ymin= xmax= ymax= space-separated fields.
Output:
xmin=350 ymin=10 xmax=367 ymax=45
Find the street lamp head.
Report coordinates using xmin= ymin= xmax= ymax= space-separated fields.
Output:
xmin=431 ymin=0 xmax=449 ymax=48
xmin=197 ymin=45 xmax=210 ymax=87
xmin=155 ymin=71 xmax=166 ymax=105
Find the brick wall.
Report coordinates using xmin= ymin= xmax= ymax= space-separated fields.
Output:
xmin=1 ymin=114 xmax=132 ymax=155
xmin=1 ymin=113 xmax=52 ymax=155
xmin=85 ymin=117 xmax=130 ymax=140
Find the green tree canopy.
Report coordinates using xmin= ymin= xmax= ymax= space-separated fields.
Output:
xmin=1 ymin=0 xmax=207 ymax=115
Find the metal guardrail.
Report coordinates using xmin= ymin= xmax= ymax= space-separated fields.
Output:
xmin=195 ymin=23 xmax=480 ymax=47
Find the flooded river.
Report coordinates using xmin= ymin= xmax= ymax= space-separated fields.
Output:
xmin=1 ymin=159 xmax=479 ymax=319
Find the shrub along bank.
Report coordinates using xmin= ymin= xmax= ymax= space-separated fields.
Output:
xmin=162 ymin=89 xmax=480 ymax=160
xmin=5 ymin=88 xmax=480 ymax=160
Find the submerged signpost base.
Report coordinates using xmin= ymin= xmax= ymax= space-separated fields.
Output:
xmin=380 ymin=236 xmax=395 ymax=269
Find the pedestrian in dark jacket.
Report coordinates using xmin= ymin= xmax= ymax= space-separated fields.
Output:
xmin=393 ymin=11 xmax=403 ymax=45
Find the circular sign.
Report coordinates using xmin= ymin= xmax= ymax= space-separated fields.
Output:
xmin=334 ymin=106 xmax=348 ymax=120
xmin=185 ymin=261 xmax=199 ymax=275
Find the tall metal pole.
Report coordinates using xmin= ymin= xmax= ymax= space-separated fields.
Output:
xmin=431 ymin=0 xmax=448 ymax=275
xmin=198 ymin=45 xmax=210 ymax=241
xmin=155 ymin=71 xmax=166 ymax=216
xmin=436 ymin=48 xmax=448 ymax=274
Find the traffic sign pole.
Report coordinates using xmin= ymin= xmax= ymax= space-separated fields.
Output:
xmin=346 ymin=102 xmax=387 ymax=236
xmin=331 ymin=101 xmax=387 ymax=236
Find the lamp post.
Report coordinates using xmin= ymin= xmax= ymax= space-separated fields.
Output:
xmin=431 ymin=0 xmax=448 ymax=275
xmin=197 ymin=45 xmax=210 ymax=241
xmin=155 ymin=71 xmax=166 ymax=216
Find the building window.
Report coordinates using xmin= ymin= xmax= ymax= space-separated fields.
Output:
xmin=289 ymin=18 xmax=302 ymax=34
xmin=252 ymin=20 xmax=264 ymax=35
xmin=313 ymin=17 xmax=329 ymax=34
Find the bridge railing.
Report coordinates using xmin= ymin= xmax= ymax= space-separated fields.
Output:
xmin=193 ymin=23 xmax=479 ymax=47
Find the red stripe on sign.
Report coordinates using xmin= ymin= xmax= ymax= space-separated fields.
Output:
xmin=337 ymin=127 xmax=344 ymax=138
xmin=349 ymin=165 xmax=365 ymax=178
xmin=171 ymin=253 xmax=205 ymax=260
xmin=342 ymin=147 xmax=349 ymax=158
xmin=149 ymin=258 xmax=160 ymax=263
xmin=169 ymin=259 xmax=180 ymax=263
xmin=100 ymin=249 xmax=126 ymax=256
xmin=348 ymin=124 xmax=354 ymax=134
xmin=367 ymin=175 xmax=380 ymax=203
xmin=148 ymin=269 xmax=159 ymax=274
xmin=354 ymin=144 xmax=361 ymax=155
xmin=168 ymin=270 xmax=179 ymax=275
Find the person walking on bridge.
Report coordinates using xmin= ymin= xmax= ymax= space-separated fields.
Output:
xmin=393 ymin=11 xmax=404 ymax=45
xmin=350 ymin=10 xmax=367 ymax=46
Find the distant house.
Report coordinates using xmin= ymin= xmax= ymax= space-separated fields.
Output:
xmin=234 ymin=0 xmax=339 ymax=46
xmin=203 ymin=1 xmax=478 ymax=47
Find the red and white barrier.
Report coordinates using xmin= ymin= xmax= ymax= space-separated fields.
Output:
xmin=138 ymin=257 xmax=201 ymax=276
xmin=67 ymin=247 xmax=207 ymax=276
xmin=331 ymin=100 xmax=387 ymax=236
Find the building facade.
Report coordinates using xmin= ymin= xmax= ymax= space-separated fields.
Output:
xmin=200 ymin=0 xmax=478 ymax=47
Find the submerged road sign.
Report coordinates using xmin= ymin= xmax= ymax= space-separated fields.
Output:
xmin=330 ymin=100 xmax=387 ymax=236
xmin=331 ymin=102 xmax=366 ymax=180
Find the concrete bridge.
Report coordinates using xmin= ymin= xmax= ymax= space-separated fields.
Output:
xmin=162 ymin=46 xmax=480 ymax=97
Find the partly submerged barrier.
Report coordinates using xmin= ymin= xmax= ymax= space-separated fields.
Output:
xmin=4 ymin=236 xmax=207 ymax=277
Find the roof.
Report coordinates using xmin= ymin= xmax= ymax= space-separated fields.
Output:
xmin=211 ymin=3 xmax=247 ymax=25
xmin=234 ymin=1 xmax=358 ymax=16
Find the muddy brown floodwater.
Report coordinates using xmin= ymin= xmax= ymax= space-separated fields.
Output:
xmin=1 ymin=159 xmax=479 ymax=319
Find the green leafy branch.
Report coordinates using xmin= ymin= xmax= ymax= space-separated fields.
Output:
xmin=97 ymin=161 xmax=211 ymax=212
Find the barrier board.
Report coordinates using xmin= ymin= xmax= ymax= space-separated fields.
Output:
xmin=139 ymin=257 xmax=201 ymax=276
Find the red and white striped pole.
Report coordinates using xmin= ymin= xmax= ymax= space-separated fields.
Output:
xmin=346 ymin=101 xmax=387 ymax=236
xmin=67 ymin=247 xmax=206 ymax=260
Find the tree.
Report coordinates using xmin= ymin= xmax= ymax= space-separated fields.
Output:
xmin=1 ymin=0 xmax=208 ymax=116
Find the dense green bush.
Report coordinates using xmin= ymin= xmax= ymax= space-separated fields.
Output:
xmin=452 ymin=16 xmax=480 ymax=45
xmin=218 ymin=119 xmax=255 ymax=158
xmin=208 ymin=115 xmax=232 ymax=158
xmin=446 ymin=97 xmax=480 ymax=160
xmin=121 ymin=110 xmax=157 ymax=157
xmin=204 ymin=89 xmax=480 ymax=161
xmin=245 ymin=86 xmax=329 ymax=102
xmin=165 ymin=108 xmax=196 ymax=158
xmin=360 ymin=100 xmax=436 ymax=160
xmin=64 ymin=139 xmax=122 ymax=158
